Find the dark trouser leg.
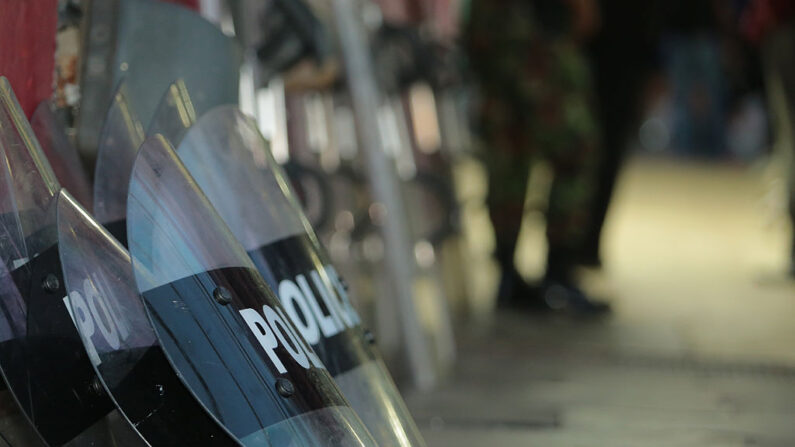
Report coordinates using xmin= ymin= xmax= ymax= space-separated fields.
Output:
xmin=580 ymin=62 xmax=643 ymax=264
xmin=543 ymin=155 xmax=609 ymax=314
xmin=488 ymin=184 xmax=528 ymax=277
xmin=545 ymin=148 xmax=597 ymax=283
xmin=537 ymin=42 xmax=601 ymax=283
xmin=481 ymin=108 xmax=534 ymax=301
xmin=534 ymin=42 xmax=609 ymax=313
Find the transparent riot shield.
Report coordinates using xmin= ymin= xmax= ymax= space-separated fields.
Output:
xmin=93 ymin=83 xmax=145 ymax=244
xmin=92 ymin=79 xmax=195 ymax=246
xmin=56 ymin=189 xmax=241 ymax=446
xmin=0 ymin=77 xmax=145 ymax=446
xmin=77 ymin=0 xmax=241 ymax=155
xmin=146 ymin=80 xmax=197 ymax=149
xmin=111 ymin=0 xmax=241 ymax=126
xmin=174 ymin=106 xmax=426 ymax=446
xmin=126 ymin=135 xmax=376 ymax=446
xmin=30 ymin=101 xmax=93 ymax=211
xmin=0 ymin=259 xmax=49 ymax=447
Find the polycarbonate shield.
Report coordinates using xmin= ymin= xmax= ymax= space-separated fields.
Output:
xmin=146 ymin=80 xmax=197 ymax=149
xmin=30 ymin=101 xmax=93 ymax=211
xmin=93 ymin=83 xmax=145 ymax=244
xmin=0 ymin=254 xmax=49 ymax=447
xmin=57 ymin=189 xmax=240 ymax=445
xmin=175 ymin=107 xmax=426 ymax=446
xmin=0 ymin=77 xmax=143 ymax=446
xmin=0 ymin=389 xmax=47 ymax=446
xmin=112 ymin=0 xmax=241 ymax=127
xmin=126 ymin=135 xmax=376 ymax=446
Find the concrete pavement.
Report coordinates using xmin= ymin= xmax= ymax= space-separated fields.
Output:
xmin=405 ymin=156 xmax=795 ymax=446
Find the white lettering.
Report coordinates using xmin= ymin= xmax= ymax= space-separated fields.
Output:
xmin=309 ymin=270 xmax=353 ymax=329
xmin=324 ymin=266 xmax=361 ymax=326
xmin=296 ymin=274 xmax=342 ymax=338
xmin=240 ymin=308 xmax=286 ymax=373
xmin=278 ymin=280 xmax=320 ymax=345
xmin=276 ymin=307 xmax=324 ymax=369
xmin=84 ymin=279 xmax=120 ymax=349
xmin=63 ymin=292 xmax=101 ymax=365
xmin=263 ymin=305 xmax=309 ymax=370
xmin=90 ymin=273 xmax=131 ymax=340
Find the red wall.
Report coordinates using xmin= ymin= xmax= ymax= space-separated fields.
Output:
xmin=0 ymin=0 xmax=58 ymax=117
xmin=0 ymin=0 xmax=198 ymax=118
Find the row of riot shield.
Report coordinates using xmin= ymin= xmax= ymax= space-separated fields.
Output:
xmin=0 ymin=0 xmax=486 ymax=444
xmin=280 ymin=88 xmax=462 ymax=377
xmin=74 ymin=0 xmax=460 ymax=390
xmin=0 ymin=67 xmax=428 ymax=445
xmin=270 ymin=4 xmax=482 ymax=379
xmin=230 ymin=0 xmax=466 ymax=387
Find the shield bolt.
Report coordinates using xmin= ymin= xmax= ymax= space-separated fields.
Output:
xmin=155 ymin=384 xmax=165 ymax=397
xmin=42 ymin=274 xmax=60 ymax=294
xmin=275 ymin=378 xmax=295 ymax=398
xmin=89 ymin=377 xmax=104 ymax=396
xmin=363 ymin=329 xmax=376 ymax=345
xmin=213 ymin=287 xmax=232 ymax=305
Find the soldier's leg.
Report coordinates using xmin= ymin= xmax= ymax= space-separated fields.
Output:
xmin=580 ymin=58 xmax=644 ymax=266
xmin=535 ymin=41 xmax=609 ymax=312
xmin=535 ymin=41 xmax=598 ymax=276
xmin=546 ymin=139 xmax=597 ymax=282
xmin=479 ymin=95 xmax=534 ymax=303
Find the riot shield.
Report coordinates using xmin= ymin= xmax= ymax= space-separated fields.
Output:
xmin=92 ymin=79 xmax=195 ymax=244
xmin=77 ymin=0 xmax=241 ymax=154
xmin=126 ymin=134 xmax=376 ymax=446
xmin=146 ymin=80 xmax=197 ymax=149
xmin=57 ymin=189 xmax=240 ymax=446
xmin=174 ymin=106 xmax=426 ymax=446
xmin=0 ymin=383 xmax=46 ymax=446
xmin=93 ymin=83 xmax=145 ymax=244
xmin=30 ymin=101 xmax=93 ymax=211
xmin=0 ymin=77 xmax=145 ymax=446
xmin=111 ymin=0 xmax=241 ymax=126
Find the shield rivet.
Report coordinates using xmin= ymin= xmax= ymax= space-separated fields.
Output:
xmin=363 ymin=329 xmax=376 ymax=345
xmin=275 ymin=378 xmax=295 ymax=398
xmin=213 ymin=287 xmax=232 ymax=305
xmin=42 ymin=274 xmax=60 ymax=294
xmin=89 ymin=377 xmax=104 ymax=396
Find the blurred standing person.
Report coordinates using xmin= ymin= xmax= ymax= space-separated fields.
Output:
xmin=661 ymin=0 xmax=728 ymax=157
xmin=579 ymin=0 xmax=660 ymax=266
xmin=464 ymin=0 xmax=609 ymax=313
xmin=740 ymin=0 xmax=795 ymax=274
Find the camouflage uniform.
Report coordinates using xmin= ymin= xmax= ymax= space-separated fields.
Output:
xmin=464 ymin=0 xmax=600 ymax=276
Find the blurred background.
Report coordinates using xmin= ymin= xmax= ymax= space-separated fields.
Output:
xmin=3 ymin=0 xmax=795 ymax=445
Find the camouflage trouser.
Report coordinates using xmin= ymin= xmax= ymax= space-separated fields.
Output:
xmin=473 ymin=36 xmax=600 ymax=259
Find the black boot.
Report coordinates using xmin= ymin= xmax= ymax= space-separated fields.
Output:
xmin=495 ymin=265 xmax=545 ymax=310
xmin=543 ymin=248 xmax=611 ymax=315
xmin=539 ymin=280 xmax=611 ymax=314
